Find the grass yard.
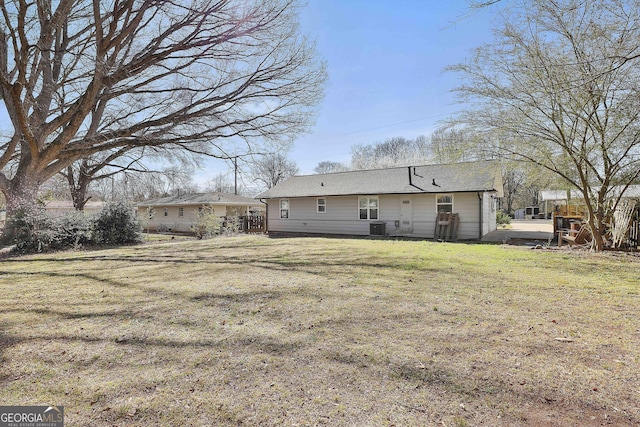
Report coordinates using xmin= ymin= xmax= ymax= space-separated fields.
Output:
xmin=0 ymin=235 xmax=639 ymax=426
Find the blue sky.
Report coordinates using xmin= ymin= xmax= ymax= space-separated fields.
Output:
xmin=285 ymin=0 xmax=503 ymax=175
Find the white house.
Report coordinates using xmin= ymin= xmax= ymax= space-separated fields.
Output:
xmin=136 ymin=192 xmax=264 ymax=233
xmin=256 ymin=161 xmax=504 ymax=240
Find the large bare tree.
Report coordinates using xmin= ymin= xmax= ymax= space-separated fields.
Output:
xmin=251 ymin=151 xmax=298 ymax=189
xmin=61 ymin=146 xmax=201 ymax=210
xmin=449 ymin=0 xmax=640 ymax=250
xmin=0 ymin=0 xmax=325 ymax=227
xmin=313 ymin=160 xmax=349 ymax=174
xmin=350 ymin=136 xmax=430 ymax=170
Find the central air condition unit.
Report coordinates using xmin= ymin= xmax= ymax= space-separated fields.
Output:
xmin=370 ymin=221 xmax=386 ymax=236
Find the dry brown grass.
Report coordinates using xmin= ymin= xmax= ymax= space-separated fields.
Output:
xmin=0 ymin=235 xmax=639 ymax=426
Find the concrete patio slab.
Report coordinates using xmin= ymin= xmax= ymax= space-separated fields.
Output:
xmin=482 ymin=219 xmax=554 ymax=243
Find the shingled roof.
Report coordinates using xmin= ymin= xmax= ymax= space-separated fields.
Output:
xmin=256 ymin=161 xmax=503 ymax=199
xmin=137 ymin=192 xmax=261 ymax=207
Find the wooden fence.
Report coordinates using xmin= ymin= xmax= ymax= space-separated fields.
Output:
xmin=242 ymin=215 xmax=266 ymax=233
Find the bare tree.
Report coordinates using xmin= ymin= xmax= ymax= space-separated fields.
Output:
xmin=203 ymin=173 xmax=237 ymax=194
xmin=313 ymin=161 xmax=349 ymax=174
xmin=251 ymin=152 xmax=298 ymax=189
xmin=0 ymin=0 xmax=326 ymax=233
xmin=449 ymin=0 xmax=640 ymax=250
xmin=428 ymin=127 xmax=484 ymax=164
xmin=91 ymin=165 xmax=198 ymax=202
xmin=61 ymin=149 xmax=147 ymax=210
xmin=350 ymin=136 xmax=430 ymax=170
xmin=60 ymin=146 xmax=201 ymax=210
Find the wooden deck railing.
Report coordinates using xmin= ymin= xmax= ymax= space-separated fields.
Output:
xmin=240 ymin=215 xmax=266 ymax=233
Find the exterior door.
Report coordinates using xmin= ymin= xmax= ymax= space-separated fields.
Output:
xmin=400 ymin=197 xmax=413 ymax=232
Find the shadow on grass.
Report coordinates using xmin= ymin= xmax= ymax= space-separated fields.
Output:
xmin=0 ymin=323 xmax=21 ymax=383
xmin=0 ymin=307 xmax=140 ymax=320
xmin=0 ymin=249 xmax=463 ymax=287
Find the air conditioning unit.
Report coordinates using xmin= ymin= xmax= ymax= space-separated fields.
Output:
xmin=370 ymin=221 xmax=386 ymax=236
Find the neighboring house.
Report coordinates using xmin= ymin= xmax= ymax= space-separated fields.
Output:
xmin=136 ymin=192 xmax=264 ymax=233
xmin=541 ymin=186 xmax=640 ymax=214
xmin=255 ymin=161 xmax=504 ymax=240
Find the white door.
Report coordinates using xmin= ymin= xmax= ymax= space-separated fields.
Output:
xmin=400 ymin=197 xmax=413 ymax=232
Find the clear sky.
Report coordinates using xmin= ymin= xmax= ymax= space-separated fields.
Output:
xmin=285 ymin=0 xmax=503 ymax=175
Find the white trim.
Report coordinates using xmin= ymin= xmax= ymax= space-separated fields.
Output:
xmin=280 ymin=198 xmax=290 ymax=219
xmin=358 ymin=196 xmax=379 ymax=220
xmin=436 ymin=194 xmax=454 ymax=213
xmin=317 ymin=197 xmax=326 ymax=213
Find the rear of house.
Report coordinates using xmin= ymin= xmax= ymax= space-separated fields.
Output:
xmin=256 ymin=161 xmax=503 ymax=240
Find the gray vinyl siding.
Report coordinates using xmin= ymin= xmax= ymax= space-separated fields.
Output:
xmin=453 ymin=192 xmax=482 ymax=240
xmin=269 ymin=196 xmax=371 ymax=235
xmin=266 ymin=192 xmax=495 ymax=239
xmin=411 ymin=192 xmax=480 ymax=239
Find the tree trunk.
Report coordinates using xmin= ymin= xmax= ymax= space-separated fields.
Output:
xmin=1 ymin=178 xmax=42 ymax=245
xmin=584 ymin=203 xmax=605 ymax=252
xmin=66 ymin=164 xmax=91 ymax=211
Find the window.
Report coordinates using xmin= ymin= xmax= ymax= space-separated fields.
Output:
xmin=358 ymin=196 xmax=379 ymax=220
xmin=280 ymin=199 xmax=289 ymax=219
xmin=178 ymin=207 xmax=184 ymax=217
xmin=317 ymin=197 xmax=326 ymax=213
xmin=436 ymin=194 xmax=453 ymax=213
xmin=164 ymin=208 xmax=168 ymax=217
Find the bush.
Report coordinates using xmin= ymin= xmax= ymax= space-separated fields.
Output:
xmin=221 ymin=215 xmax=242 ymax=235
xmin=191 ymin=206 xmax=220 ymax=239
xmin=8 ymin=207 xmax=52 ymax=254
xmin=49 ymin=211 xmax=94 ymax=249
xmin=496 ymin=209 xmax=512 ymax=226
xmin=8 ymin=208 xmax=94 ymax=254
xmin=92 ymin=202 xmax=142 ymax=245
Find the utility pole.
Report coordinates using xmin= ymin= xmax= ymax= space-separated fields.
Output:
xmin=234 ymin=156 xmax=238 ymax=195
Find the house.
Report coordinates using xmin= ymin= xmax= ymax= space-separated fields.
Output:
xmin=255 ymin=161 xmax=504 ymax=240
xmin=136 ymin=192 xmax=264 ymax=233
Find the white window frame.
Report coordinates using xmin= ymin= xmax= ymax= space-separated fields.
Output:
xmin=279 ymin=199 xmax=290 ymax=219
xmin=436 ymin=194 xmax=454 ymax=213
xmin=358 ymin=196 xmax=379 ymax=220
xmin=178 ymin=207 xmax=184 ymax=217
xmin=317 ymin=197 xmax=326 ymax=213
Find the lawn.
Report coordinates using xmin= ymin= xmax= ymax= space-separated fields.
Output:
xmin=1 ymin=236 xmax=639 ymax=426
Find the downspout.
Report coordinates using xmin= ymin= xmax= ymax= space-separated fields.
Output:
xmin=477 ymin=192 xmax=483 ymax=240
xmin=260 ymin=198 xmax=268 ymax=234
